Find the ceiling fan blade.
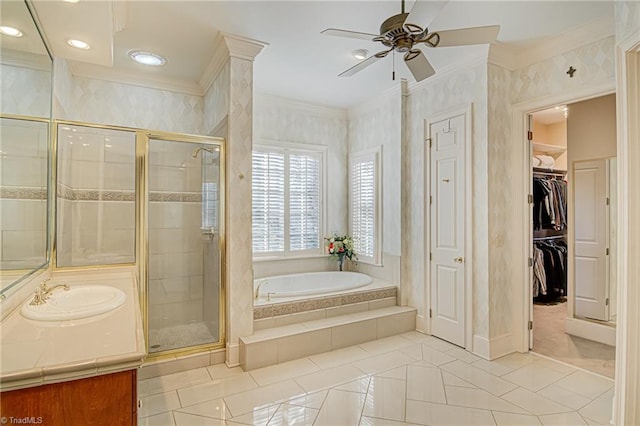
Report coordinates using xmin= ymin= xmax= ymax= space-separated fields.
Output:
xmin=339 ymin=55 xmax=381 ymax=77
xmin=321 ymin=28 xmax=378 ymax=41
xmin=404 ymin=50 xmax=435 ymax=82
xmin=433 ymin=25 xmax=500 ymax=47
xmin=405 ymin=0 xmax=448 ymax=31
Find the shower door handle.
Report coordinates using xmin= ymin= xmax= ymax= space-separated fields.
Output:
xmin=454 ymin=257 xmax=464 ymax=264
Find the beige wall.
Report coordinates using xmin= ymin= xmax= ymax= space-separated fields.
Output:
xmin=568 ymin=93 xmax=617 ymax=163
xmin=533 ymin=120 xmax=567 ymax=170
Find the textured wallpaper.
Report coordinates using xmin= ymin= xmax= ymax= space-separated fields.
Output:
xmin=405 ymin=62 xmax=490 ymax=337
xmin=0 ymin=64 xmax=51 ymax=118
xmin=52 ymin=58 xmax=73 ymax=119
xmin=615 ymin=1 xmax=640 ymax=44
xmin=348 ymin=87 xmax=402 ymax=258
xmin=254 ymin=94 xmax=349 ymax=237
xmin=226 ymin=57 xmax=256 ymax=343
xmin=487 ymin=63 xmax=515 ymax=339
xmin=204 ymin=60 xmax=231 ymax=134
xmin=65 ymin=76 xmax=204 ymax=135
xmin=510 ymin=37 xmax=615 ymax=105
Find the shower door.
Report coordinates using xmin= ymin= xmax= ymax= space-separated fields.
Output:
xmin=146 ymin=136 xmax=224 ymax=354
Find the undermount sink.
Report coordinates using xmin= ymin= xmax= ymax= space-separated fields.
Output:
xmin=21 ymin=285 xmax=126 ymax=321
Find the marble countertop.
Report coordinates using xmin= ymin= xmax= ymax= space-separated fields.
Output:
xmin=0 ymin=267 xmax=146 ymax=391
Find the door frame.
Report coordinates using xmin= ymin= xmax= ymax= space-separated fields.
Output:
xmin=512 ymin=81 xmax=616 ymax=353
xmin=613 ymin=37 xmax=640 ymax=426
xmin=424 ymin=103 xmax=473 ymax=350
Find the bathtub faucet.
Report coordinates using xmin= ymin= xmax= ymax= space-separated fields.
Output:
xmin=254 ymin=279 xmax=269 ymax=300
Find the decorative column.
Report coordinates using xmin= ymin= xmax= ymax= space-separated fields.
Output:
xmin=204 ymin=33 xmax=266 ymax=366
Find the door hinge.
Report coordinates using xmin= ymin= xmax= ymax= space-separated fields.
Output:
xmin=528 ymin=257 xmax=533 ymax=267
xmin=528 ymin=194 xmax=533 ymax=204
xmin=429 ymin=309 xmax=433 ymax=318
xmin=606 ymin=248 xmax=610 ymax=255
xmin=606 ymin=298 xmax=610 ymax=306
xmin=528 ymin=320 xmax=533 ymax=330
xmin=527 ymin=131 xmax=533 ymax=141
xmin=429 ymin=252 xmax=433 ymax=261
xmin=429 ymin=138 xmax=433 ymax=148
xmin=606 ymin=197 xmax=610 ymax=206
xmin=430 ymin=195 xmax=432 ymax=205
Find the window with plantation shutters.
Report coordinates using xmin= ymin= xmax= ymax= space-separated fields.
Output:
xmin=350 ymin=149 xmax=381 ymax=264
xmin=252 ymin=145 xmax=324 ymax=257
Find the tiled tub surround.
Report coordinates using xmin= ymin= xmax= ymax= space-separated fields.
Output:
xmin=253 ymin=278 xmax=397 ymax=330
xmin=0 ymin=267 xmax=145 ymax=391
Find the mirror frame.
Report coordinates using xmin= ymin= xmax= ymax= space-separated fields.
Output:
xmin=0 ymin=0 xmax=54 ymax=298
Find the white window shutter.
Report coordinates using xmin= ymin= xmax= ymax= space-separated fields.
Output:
xmin=252 ymin=150 xmax=285 ymax=253
xmin=350 ymin=150 xmax=380 ymax=263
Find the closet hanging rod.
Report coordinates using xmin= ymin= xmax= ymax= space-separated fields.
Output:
xmin=533 ymin=235 xmax=566 ymax=241
xmin=533 ymin=167 xmax=567 ymax=177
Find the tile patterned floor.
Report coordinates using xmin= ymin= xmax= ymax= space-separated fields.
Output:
xmin=138 ymin=332 xmax=614 ymax=426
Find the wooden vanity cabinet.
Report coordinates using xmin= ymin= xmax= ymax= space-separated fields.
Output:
xmin=0 ymin=369 xmax=137 ymax=425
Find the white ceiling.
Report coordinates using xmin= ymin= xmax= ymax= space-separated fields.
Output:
xmin=29 ymin=0 xmax=615 ymax=109
xmin=532 ymin=105 xmax=567 ymax=125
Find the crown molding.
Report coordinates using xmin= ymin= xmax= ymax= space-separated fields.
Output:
xmin=222 ymin=33 xmax=268 ymax=61
xmin=68 ymin=61 xmax=202 ymax=96
xmin=199 ymin=32 xmax=268 ymax=95
xmin=255 ymin=91 xmax=347 ymax=119
xmin=109 ymin=0 xmax=130 ymax=33
xmin=489 ymin=16 xmax=614 ymax=71
xmin=0 ymin=49 xmax=51 ymax=71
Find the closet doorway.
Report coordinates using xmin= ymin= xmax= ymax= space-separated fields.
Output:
xmin=527 ymin=94 xmax=617 ymax=378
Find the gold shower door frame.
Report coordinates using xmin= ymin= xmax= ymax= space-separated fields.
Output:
xmin=50 ymin=120 xmax=226 ymax=361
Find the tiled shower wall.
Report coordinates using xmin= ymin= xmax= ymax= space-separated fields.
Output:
xmin=147 ymin=140 xmax=217 ymax=332
xmin=0 ymin=119 xmax=48 ymax=270
xmin=56 ymin=126 xmax=136 ymax=267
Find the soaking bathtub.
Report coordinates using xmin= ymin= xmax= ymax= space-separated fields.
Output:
xmin=254 ymin=271 xmax=373 ymax=300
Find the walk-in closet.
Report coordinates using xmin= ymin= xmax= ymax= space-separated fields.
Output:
xmin=528 ymin=94 xmax=617 ymax=378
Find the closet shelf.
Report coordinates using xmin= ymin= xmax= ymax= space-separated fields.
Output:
xmin=533 ymin=142 xmax=567 ymax=155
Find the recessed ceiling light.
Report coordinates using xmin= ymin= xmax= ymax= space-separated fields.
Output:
xmin=0 ymin=26 xmax=23 ymax=37
xmin=129 ymin=50 xmax=166 ymax=66
xmin=68 ymin=39 xmax=90 ymax=49
xmin=352 ymin=49 xmax=368 ymax=60
xmin=63 ymin=0 xmax=80 ymax=3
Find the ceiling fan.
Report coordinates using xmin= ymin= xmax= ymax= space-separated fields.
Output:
xmin=321 ymin=0 xmax=500 ymax=82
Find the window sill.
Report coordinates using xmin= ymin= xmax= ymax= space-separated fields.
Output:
xmin=253 ymin=254 xmax=328 ymax=262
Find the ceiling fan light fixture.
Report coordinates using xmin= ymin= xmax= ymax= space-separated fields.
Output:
xmin=0 ymin=26 xmax=24 ymax=37
xmin=67 ymin=39 xmax=90 ymax=49
xmin=129 ymin=50 xmax=166 ymax=66
xmin=352 ymin=49 xmax=369 ymax=60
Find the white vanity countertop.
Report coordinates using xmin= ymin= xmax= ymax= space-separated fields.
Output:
xmin=0 ymin=267 xmax=146 ymax=391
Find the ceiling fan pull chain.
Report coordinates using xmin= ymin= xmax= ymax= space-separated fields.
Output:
xmin=392 ymin=51 xmax=396 ymax=81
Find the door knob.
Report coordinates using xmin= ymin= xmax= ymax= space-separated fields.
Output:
xmin=454 ymin=257 xmax=464 ymax=263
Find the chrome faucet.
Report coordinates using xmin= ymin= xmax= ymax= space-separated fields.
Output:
xmin=254 ymin=279 xmax=268 ymax=300
xmin=29 ymin=278 xmax=70 ymax=306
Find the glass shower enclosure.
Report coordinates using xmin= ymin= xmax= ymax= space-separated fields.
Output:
xmin=54 ymin=121 xmax=225 ymax=357
xmin=144 ymin=136 xmax=224 ymax=354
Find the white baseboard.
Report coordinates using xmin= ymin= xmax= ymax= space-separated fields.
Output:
xmin=226 ymin=342 xmax=240 ymax=367
xmin=416 ymin=314 xmax=426 ymax=334
xmin=489 ymin=333 xmax=515 ymax=360
xmin=473 ymin=335 xmax=490 ymax=359
xmin=473 ymin=333 xmax=515 ymax=360
xmin=565 ymin=317 xmax=616 ymax=346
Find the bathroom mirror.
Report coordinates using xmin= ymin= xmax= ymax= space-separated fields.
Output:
xmin=0 ymin=0 xmax=53 ymax=295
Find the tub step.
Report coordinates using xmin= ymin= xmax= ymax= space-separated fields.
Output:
xmin=239 ymin=306 xmax=416 ymax=370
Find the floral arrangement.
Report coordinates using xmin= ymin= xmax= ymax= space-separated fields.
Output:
xmin=325 ymin=234 xmax=357 ymax=271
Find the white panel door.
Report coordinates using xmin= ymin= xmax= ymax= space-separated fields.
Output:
xmin=429 ymin=114 xmax=466 ymax=347
xmin=574 ymin=159 xmax=609 ymax=321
